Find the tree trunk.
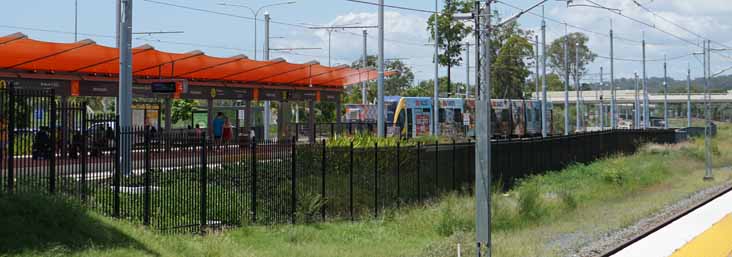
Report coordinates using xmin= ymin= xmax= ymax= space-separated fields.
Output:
xmin=447 ymin=64 xmax=452 ymax=97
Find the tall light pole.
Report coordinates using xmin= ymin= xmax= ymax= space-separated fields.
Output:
xmin=663 ymin=55 xmax=669 ymax=129
xmin=264 ymin=13 xmax=271 ymax=141
xmin=118 ymin=0 xmax=133 ymax=175
xmin=704 ymin=40 xmax=713 ymax=180
xmin=575 ymin=42 xmax=581 ymax=132
xmin=600 ymin=67 xmax=604 ymax=129
xmin=218 ymin=1 xmax=296 ymax=60
xmin=634 ymin=72 xmax=640 ymax=129
xmin=541 ymin=9 xmax=547 ymax=137
xmin=433 ymin=0 xmax=440 ymax=136
xmin=610 ymin=28 xmax=616 ymax=129
xmin=466 ymin=42 xmax=471 ymax=99
xmin=642 ymin=33 xmax=649 ymax=128
xmin=535 ymin=36 xmax=540 ymax=101
xmin=75 ymin=0 xmax=78 ymax=41
xmin=563 ymin=23 xmax=570 ymax=135
xmin=362 ymin=30 xmax=368 ymax=104
xmin=377 ymin=0 xmax=385 ymax=137
xmin=687 ymin=65 xmax=692 ymax=127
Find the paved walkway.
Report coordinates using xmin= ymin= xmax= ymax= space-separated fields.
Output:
xmin=612 ymin=189 xmax=732 ymax=257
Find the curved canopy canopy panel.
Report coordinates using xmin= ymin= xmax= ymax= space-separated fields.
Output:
xmin=0 ymin=33 xmax=394 ymax=90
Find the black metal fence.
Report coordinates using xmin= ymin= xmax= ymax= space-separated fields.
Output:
xmin=0 ymin=88 xmax=677 ymax=233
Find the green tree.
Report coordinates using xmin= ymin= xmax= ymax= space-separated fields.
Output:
xmin=492 ymin=32 xmax=533 ymax=98
xmin=346 ymin=56 xmax=415 ymax=103
xmin=171 ymin=99 xmax=196 ymax=124
xmin=427 ymin=0 xmax=472 ymax=97
xmin=547 ymin=32 xmax=596 ymax=89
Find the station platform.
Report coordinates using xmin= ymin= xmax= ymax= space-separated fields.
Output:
xmin=612 ymin=187 xmax=732 ymax=257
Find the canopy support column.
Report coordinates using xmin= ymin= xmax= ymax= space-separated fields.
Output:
xmin=309 ymin=100 xmax=316 ymax=144
xmin=336 ymin=95 xmax=342 ymax=136
xmin=164 ymin=98 xmax=172 ymax=151
xmin=207 ymin=98 xmax=214 ymax=137
xmin=278 ymin=102 xmax=291 ymax=142
xmin=244 ymin=99 xmax=252 ymax=142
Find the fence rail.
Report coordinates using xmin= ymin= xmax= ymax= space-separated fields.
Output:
xmin=1 ymin=126 xmax=675 ymax=232
xmin=0 ymin=88 xmax=678 ymax=233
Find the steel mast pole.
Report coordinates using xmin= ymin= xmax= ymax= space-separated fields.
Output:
xmin=541 ymin=9 xmax=547 ymax=137
xmin=535 ymin=36 xmax=540 ymax=101
xmin=642 ymin=34 xmax=649 ymax=128
xmin=610 ymin=28 xmax=616 ymax=129
xmin=634 ymin=72 xmax=640 ymax=129
xmin=362 ymin=30 xmax=368 ymax=104
xmin=376 ymin=0 xmax=385 ymax=137
xmin=474 ymin=0 xmax=480 ymax=100
xmin=600 ymin=67 xmax=604 ymax=129
xmin=466 ymin=42 xmax=470 ymax=98
xmin=575 ymin=42 xmax=581 ymax=132
xmin=704 ymin=40 xmax=713 ymax=180
xmin=663 ymin=55 xmax=668 ymax=129
xmin=563 ymin=23 xmax=570 ymax=135
xmin=475 ymin=1 xmax=492 ymax=254
xmin=687 ymin=65 xmax=692 ymax=127
xmin=263 ymin=13 xmax=271 ymax=141
xmin=118 ymin=0 xmax=133 ymax=175
xmin=432 ymin=0 xmax=440 ymax=136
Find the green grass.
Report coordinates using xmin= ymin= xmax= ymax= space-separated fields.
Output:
xmin=4 ymin=124 xmax=732 ymax=257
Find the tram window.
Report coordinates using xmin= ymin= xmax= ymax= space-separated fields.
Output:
xmin=454 ymin=109 xmax=462 ymax=123
xmin=397 ymin=111 xmax=405 ymax=127
xmin=439 ymin=109 xmax=446 ymax=122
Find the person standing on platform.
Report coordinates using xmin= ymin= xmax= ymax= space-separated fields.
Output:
xmin=213 ymin=112 xmax=225 ymax=148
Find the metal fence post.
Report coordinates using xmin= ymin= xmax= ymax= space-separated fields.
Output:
xmin=349 ymin=140 xmax=354 ymax=221
xmin=250 ymin=137 xmax=257 ymax=224
xmin=113 ymin=116 xmax=120 ymax=218
xmin=200 ymin=132 xmax=208 ymax=232
xmin=395 ymin=141 xmax=400 ymax=208
xmin=290 ymin=136 xmax=297 ymax=224
xmin=374 ymin=142 xmax=378 ymax=218
xmin=6 ymin=87 xmax=14 ymax=193
xmin=417 ymin=142 xmax=421 ymax=202
xmin=452 ymin=139 xmax=456 ymax=190
xmin=80 ymin=106 xmax=88 ymax=202
xmin=434 ymin=141 xmax=439 ymax=193
xmin=321 ymin=139 xmax=326 ymax=221
xmin=49 ymin=96 xmax=57 ymax=194
xmin=143 ymin=127 xmax=151 ymax=226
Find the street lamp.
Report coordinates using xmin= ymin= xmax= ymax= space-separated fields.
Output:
xmin=218 ymin=1 xmax=296 ymax=60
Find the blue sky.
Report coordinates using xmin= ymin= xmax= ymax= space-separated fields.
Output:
xmin=3 ymin=0 xmax=732 ymax=86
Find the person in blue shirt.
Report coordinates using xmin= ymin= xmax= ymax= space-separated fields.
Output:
xmin=213 ymin=112 xmax=225 ymax=145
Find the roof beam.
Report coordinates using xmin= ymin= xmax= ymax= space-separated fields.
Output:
xmin=175 ymin=55 xmax=248 ymax=77
xmin=215 ymin=58 xmax=286 ymax=80
xmin=251 ymin=61 xmax=319 ymax=83
xmin=0 ymin=33 xmax=28 ymax=45
xmin=284 ymin=65 xmax=350 ymax=85
xmin=70 ymin=46 xmax=155 ymax=72
xmin=132 ymin=50 xmax=205 ymax=74
xmin=318 ymin=70 xmax=370 ymax=86
xmin=4 ymin=40 xmax=96 ymax=69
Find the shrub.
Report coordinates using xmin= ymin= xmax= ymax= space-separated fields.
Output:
xmin=517 ymin=183 xmax=547 ymax=221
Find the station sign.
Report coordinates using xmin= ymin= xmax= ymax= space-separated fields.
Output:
xmin=320 ymin=91 xmax=341 ymax=102
xmin=0 ymin=77 xmax=70 ymax=95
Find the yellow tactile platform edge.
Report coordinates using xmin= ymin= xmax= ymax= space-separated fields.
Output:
xmin=670 ymin=213 xmax=732 ymax=257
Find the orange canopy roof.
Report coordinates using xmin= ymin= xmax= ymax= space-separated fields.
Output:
xmin=0 ymin=33 xmax=389 ymax=88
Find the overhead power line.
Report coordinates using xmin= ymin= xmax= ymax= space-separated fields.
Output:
xmin=345 ymin=0 xmax=435 ymax=14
